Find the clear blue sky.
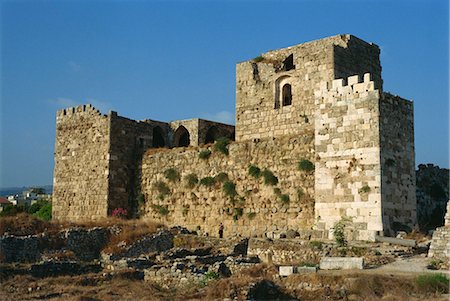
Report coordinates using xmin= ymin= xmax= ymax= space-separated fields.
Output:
xmin=1 ymin=0 xmax=448 ymax=188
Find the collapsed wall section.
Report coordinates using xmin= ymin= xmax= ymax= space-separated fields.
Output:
xmin=53 ymin=105 xmax=111 ymax=221
xmin=314 ymin=74 xmax=383 ymax=241
xmin=141 ymin=134 xmax=317 ymax=238
xmin=379 ymin=93 xmax=416 ymax=234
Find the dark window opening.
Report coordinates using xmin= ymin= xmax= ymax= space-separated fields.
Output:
xmin=174 ymin=126 xmax=190 ymax=147
xmin=282 ymin=84 xmax=292 ymax=106
xmin=152 ymin=126 xmax=165 ymax=148
xmin=282 ymin=54 xmax=295 ymax=71
xmin=205 ymin=126 xmax=218 ymax=144
xmin=139 ymin=138 xmax=145 ymax=147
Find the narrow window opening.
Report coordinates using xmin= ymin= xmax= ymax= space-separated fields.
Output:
xmin=282 ymin=84 xmax=292 ymax=106
xmin=282 ymin=54 xmax=295 ymax=71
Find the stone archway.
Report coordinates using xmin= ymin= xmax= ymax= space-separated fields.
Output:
xmin=152 ymin=126 xmax=165 ymax=148
xmin=205 ymin=126 xmax=219 ymax=144
xmin=174 ymin=126 xmax=190 ymax=147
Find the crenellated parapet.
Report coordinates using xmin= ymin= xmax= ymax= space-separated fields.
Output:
xmin=314 ymin=73 xmax=378 ymax=103
xmin=56 ymin=104 xmax=105 ymax=120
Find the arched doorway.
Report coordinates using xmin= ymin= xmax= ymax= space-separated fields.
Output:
xmin=205 ymin=126 xmax=218 ymax=144
xmin=174 ymin=126 xmax=190 ymax=147
xmin=152 ymin=126 xmax=165 ymax=148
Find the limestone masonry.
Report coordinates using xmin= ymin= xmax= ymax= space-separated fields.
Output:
xmin=53 ymin=34 xmax=416 ymax=241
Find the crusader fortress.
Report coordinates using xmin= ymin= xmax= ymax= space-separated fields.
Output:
xmin=53 ymin=34 xmax=416 ymax=241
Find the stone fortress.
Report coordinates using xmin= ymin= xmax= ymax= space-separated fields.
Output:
xmin=53 ymin=34 xmax=417 ymax=241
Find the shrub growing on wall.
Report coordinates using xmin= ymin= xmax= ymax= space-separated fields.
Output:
xmin=279 ymin=194 xmax=290 ymax=204
xmin=154 ymin=181 xmax=171 ymax=199
xmin=198 ymin=149 xmax=212 ymax=160
xmin=223 ymin=181 xmax=237 ymax=199
xmin=248 ymin=165 xmax=261 ymax=178
xmin=298 ymin=159 xmax=314 ymax=172
xmin=151 ymin=204 xmax=169 ymax=216
xmin=185 ymin=173 xmax=199 ymax=188
xmin=164 ymin=168 xmax=180 ymax=182
xmin=200 ymin=176 xmax=216 ymax=187
xmin=262 ymin=169 xmax=278 ymax=186
xmin=213 ymin=137 xmax=230 ymax=155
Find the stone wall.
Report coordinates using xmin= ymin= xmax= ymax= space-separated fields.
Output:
xmin=428 ymin=201 xmax=450 ymax=260
xmin=235 ymin=34 xmax=381 ymax=142
xmin=379 ymin=93 xmax=416 ymax=234
xmin=53 ymin=105 xmax=111 ymax=221
xmin=141 ymin=134 xmax=316 ymax=238
xmin=314 ymin=74 xmax=383 ymax=241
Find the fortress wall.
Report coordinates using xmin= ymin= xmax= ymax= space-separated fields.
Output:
xmin=53 ymin=105 xmax=111 ymax=221
xmin=140 ymin=133 xmax=316 ymax=237
xmin=379 ymin=93 xmax=417 ymax=234
xmin=108 ymin=114 xmax=158 ymax=214
xmin=314 ymin=74 xmax=383 ymax=241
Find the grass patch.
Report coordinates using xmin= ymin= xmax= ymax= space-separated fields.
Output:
xmin=233 ymin=208 xmax=244 ymax=221
xmin=248 ymin=165 xmax=261 ymax=178
xmin=253 ymin=56 xmax=264 ymax=62
xmin=262 ymin=169 xmax=278 ymax=186
xmin=185 ymin=173 xmax=199 ymax=189
xmin=164 ymin=168 xmax=180 ymax=182
xmin=416 ymin=273 xmax=449 ymax=293
xmin=279 ymin=194 xmax=290 ymax=204
xmin=309 ymin=240 xmax=323 ymax=250
xmin=298 ymin=159 xmax=314 ymax=172
xmin=198 ymin=149 xmax=211 ymax=160
xmin=213 ymin=137 xmax=230 ymax=155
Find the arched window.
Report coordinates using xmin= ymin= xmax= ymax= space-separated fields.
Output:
xmin=152 ymin=126 xmax=165 ymax=148
xmin=174 ymin=126 xmax=190 ymax=147
xmin=282 ymin=84 xmax=292 ymax=106
xmin=274 ymin=75 xmax=293 ymax=108
xmin=205 ymin=126 xmax=218 ymax=144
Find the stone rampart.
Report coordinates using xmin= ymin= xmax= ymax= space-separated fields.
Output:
xmin=141 ymin=134 xmax=316 ymax=237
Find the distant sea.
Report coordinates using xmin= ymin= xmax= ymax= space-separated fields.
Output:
xmin=0 ymin=185 xmax=53 ymax=197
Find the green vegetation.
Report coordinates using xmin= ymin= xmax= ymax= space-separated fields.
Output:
xmin=415 ymin=273 xmax=449 ymax=293
xmin=296 ymin=188 xmax=305 ymax=200
xmin=199 ymin=271 xmax=220 ymax=287
xmin=33 ymin=202 xmax=52 ymax=221
xmin=298 ymin=159 xmax=314 ymax=172
xmin=198 ymin=149 xmax=212 ymax=160
xmin=185 ymin=173 xmax=199 ymax=189
xmin=136 ymin=194 xmax=145 ymax=206
xmin=262 ymin=169 xmax=278 ymax=186
xmin=309 ymin=240 xmax=323 ymax=250
xmin=253 ymin=56 xmax=264 ymax=62
xmin=213 ymin=137 xmax=230 ymax=155
xmin=279 ymin=194 xmax=290 ymax=204
xmin=164 ymin=168 xmax=180 ymax=182
xmin=359 ymin=185 xmax=371 ymax=194
xmin=200 ymin=176 xmax=216 ymax=187
xmin=333 ymin=218 xmax=350 ymax=247
xmin=182 ymin=206 xmax=189 ymax=217
xmin=223 ymin=181 xmax=237 ymax=198
xmin=154 ymin=181 xmax=171 ymax=199
xmin=233 ymin=207 xmax=244 ymax=221
xmin=247 ymin=212 xmax=256 ymax=219
xmin=151 ymin=204 xmax=169 ymax=216
xmin=214 ymin=172 xmax=229 ymax=183
xmin=0 ymin=200 xmax=52 ymax=221
xmin=248 ymin=164 xmax=261 ymax=178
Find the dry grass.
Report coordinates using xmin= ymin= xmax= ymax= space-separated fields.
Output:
xmin=102 ymin=220 xmax=163 ymax=255
xmin=0 ymin=213 xmax=57 ymax=236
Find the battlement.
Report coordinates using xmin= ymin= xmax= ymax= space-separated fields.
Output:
xmin=316 ymin=73 xmax=377 ymax=97
xmin=56 ymin=104 xmax=105 ymax=119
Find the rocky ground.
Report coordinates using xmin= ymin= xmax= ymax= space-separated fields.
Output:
xmin=0 ymin=214 xmax=449 ymax=301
